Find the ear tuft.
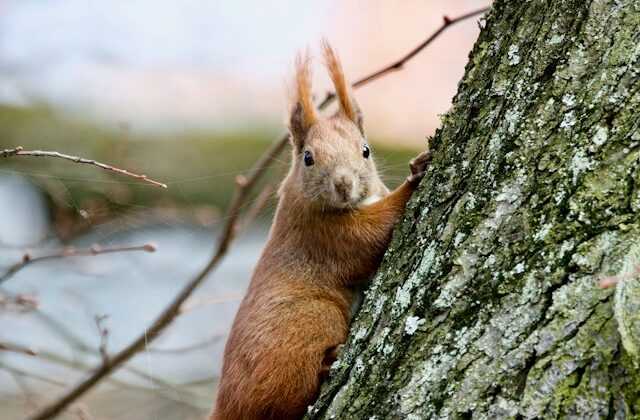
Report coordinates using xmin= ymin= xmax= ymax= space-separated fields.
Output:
xmin=321 ymin=40 xmax=363 ymax=132
xmin=289 ymin=51 xmax=316 ymax=150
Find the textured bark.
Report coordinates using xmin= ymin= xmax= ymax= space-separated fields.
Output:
xmin=307 ymin=1 xmax=640 ymax=418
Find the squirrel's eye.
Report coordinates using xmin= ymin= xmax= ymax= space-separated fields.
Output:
xmin=303 ymin=151 xmax=314 ymax=166
xmin=362 ymin=144 xmax=370 ymax=159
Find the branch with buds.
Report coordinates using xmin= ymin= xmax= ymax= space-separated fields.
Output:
xmin=2 ymin=146 xmax=167 ymax=188
xmin=0 ymin=243 xmax=157 ymax=286
xmin=0 ymin=293 xmax=39 ymax=313
xmin=94 ymin=314 xmax=110 ymax=365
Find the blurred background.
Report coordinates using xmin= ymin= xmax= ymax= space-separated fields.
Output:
xmin=0 ymin=0 xmax=487 ymax=418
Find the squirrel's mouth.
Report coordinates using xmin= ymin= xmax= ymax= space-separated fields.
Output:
xmin=328 ymin=190 xmax=373 ymax=209
xmin=310 ymin=190 xmax=359 ymax=209
xmin=306 ymin=175 xmax=367 ymax=209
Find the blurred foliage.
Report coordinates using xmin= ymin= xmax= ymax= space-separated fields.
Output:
xmin=0 ymin=104 xmax=421 ymax=237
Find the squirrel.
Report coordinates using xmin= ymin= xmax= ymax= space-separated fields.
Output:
xmin=210 ymin=41 xmax=433 ymax=420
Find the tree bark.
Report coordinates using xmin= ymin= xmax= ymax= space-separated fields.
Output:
xmin=308 ymin=1 xmax=640 ymax=418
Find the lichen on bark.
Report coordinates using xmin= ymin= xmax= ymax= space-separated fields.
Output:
xmin=307 ymin=0 xmax=640 ymax=418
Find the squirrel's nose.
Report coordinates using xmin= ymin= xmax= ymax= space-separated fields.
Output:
xmin=333 ymin=175 xmax=353 ymax=201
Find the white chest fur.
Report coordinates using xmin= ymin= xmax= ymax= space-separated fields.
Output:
xmin=361 ymin=194 xmax=383 ymax=206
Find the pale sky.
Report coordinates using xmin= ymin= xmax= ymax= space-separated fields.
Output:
xmin=0 ymin=0 xmax=489 ymax=146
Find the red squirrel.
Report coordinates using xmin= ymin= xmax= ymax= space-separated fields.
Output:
xmin=211 ymin=42 xmax=433 ymax=420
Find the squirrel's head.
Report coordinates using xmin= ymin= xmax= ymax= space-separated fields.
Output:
xmin=287 ymin=42 xmax=380 ymax=209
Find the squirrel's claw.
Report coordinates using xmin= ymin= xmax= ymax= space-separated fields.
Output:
xmin=407 ymin=150 xmax=434 ymax=185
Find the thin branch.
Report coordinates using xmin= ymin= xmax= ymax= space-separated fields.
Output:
xmin=0 ymin=243 xmax=157 ymax=286
xmin=29 ymin=7 xmax=490 ymax=419
xmin=0 ymin=341 xmax=38 ymax=356
xmin=2 ymin=146 xmax=167 ymax=188
xmin=317 ymin=6 xmax=491 ymax=108
xmin=94 ymin=315 xmax=110 ymax=365
xmin=0 ymin=292 xmax=39 ymax=313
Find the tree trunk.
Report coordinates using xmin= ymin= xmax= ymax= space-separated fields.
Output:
xmin=308 ymin=1 xmax=640 ymax=418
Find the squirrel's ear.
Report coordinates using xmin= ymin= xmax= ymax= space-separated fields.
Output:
xmin=289 ymin=52 xmax=316 ymax=151
xmin=351 ymin=98 xmax=365 ymax=134
xmin=321 ymin=40 xmax=364 ymax=134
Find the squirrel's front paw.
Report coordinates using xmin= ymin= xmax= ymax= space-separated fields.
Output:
xmin=407 ymin=150 xmax=434 ymax=185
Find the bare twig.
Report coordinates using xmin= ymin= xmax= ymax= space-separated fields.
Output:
xmin=2 ymin=146 xmax=167 ymax=188
xmin=2 ymin=146 xmax=24 ymax=157
xmin=0 ymin=341 xmax=38 ymax=356
xmin=29 ymin=7 xmax=490 ymax=419
xmin=318 ymin=6 xmax=491 ymax=107
xmin=0 ymin=243 xmax=157 ymax=285
xmin=0 ymin=292 xmax=39 ymax=313
xmin=94 ymin=315 xmax=110 ymax=365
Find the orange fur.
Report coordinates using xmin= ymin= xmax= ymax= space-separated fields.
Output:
xmin=321 ymin=40 xmax=356 ymax=122
xmin=295 ymin=51 xmax=316 ymax=130
xmin=211 ymin=181 xmax=418 ymax=420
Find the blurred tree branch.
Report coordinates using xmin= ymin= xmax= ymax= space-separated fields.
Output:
xmin=0 ymin=243 xmax=157 ymax=286
xmin=0 ymin=341 xmax=38 ymax=356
